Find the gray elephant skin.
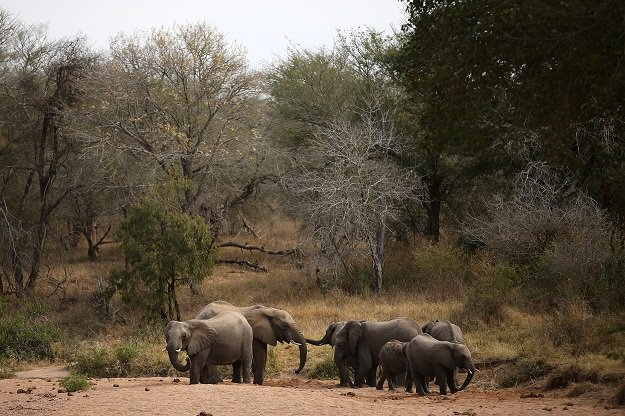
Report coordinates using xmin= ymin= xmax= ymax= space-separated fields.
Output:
xmin=422 ymin=319 xmax=465 ymax=388
xmin=376 ymin=340 xmax=413 ymax=391
xmin=196 ymin=301 xmax=307 ymax=385
xmin=422 ymin=320 xmax=464 ymax=343
xmin=165 ymin=310 xmax=253 ymax=384
xmin=306 ymin=321 xmax=357 ymax=387
xmin=334 ymin=317 xmax=422 ymax=387
xmin=405 ymin=333 xmax=476 ymax=395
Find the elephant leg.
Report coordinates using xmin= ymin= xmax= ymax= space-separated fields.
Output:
xmin=252 ymin=338 xmax=267 ymax=385
xmin=232 ymin=361 xmax=242 ymax=383
xmin=388 ymin=372 xmax=397 ymax=391
xmin=448 ymin=369 xmax=458 ymax=393
xmin=335 ymin=351 xmax=353 ymax=387
xmin=436 ymin=370 xmax=448 ymax=395
xmin=199 ymin=365 xmax=210 ymax=384
xmin=414 ymin=372 xmax=427 ymax=396
xmin=189 ymin=357 xmax=202 ymax=385
xmin=204 ymin=365 xmax=223 ymax=383
xmin=405 ymin=374 xmax=413 ymax=393
xmin=366 ymin=364 xmax=377 ymax=388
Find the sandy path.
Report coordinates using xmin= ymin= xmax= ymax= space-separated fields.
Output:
xmin=1 ymin=373 xmax=622 ymax=416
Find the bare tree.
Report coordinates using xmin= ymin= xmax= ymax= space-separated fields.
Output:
xmin=0 ymin=10 xmax=96 ymax=295
xmin=283 ymin=103 xmax=419 ymax=292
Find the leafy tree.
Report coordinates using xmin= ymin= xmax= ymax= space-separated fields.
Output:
xmin=111 ymin=199 xmax=215 ymax=321
xmin=78 ymin=23 xmax=272 ymax=238
xmin=396 ymin=0 xmax=625 ymax=234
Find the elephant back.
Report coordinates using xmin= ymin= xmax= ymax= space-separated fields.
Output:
xmin=427 ymin=320 xmax=463 ymax=343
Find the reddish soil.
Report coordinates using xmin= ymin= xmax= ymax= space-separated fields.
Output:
xmin=1 ymin=368 xmax=622 ymax=416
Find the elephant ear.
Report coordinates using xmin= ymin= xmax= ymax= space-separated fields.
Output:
xmin=245 ymin=308 xmax=278 ymax=346
xmin=432 ymin=342 xmax=455 ymax=370
xmin=346 ymin=321 xmax=363 ymax=355
xmin=187 ymin=320 xmax=218 ymax=356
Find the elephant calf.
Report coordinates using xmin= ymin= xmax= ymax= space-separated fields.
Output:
xmin=165 ymin=310 xmax=253 ymax=385
xmin=376 ymin=340 xmax=413 ymax=392
xmin=405 ymin=333 xmax=476 ymax=396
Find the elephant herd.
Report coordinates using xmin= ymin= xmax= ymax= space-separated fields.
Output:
xmin=164 ymin=301 xmax=477 ymax=396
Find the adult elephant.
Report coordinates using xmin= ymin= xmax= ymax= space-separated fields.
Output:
xmin=165 ymin=311 xmax=253 ymax=384
xmin=422 ymin=320 xmax=465 ymax=388
xmin=334 ymin=317 xmax=422 ymax=387
xmin=195 ymin=301 xmax=307 ymax=385
xmin=306 ymin=321 xmax=358 ymax=387
xmin=422 ymin=320 xmax=464 ymax=343
xmin=404 ymin=333 xmax=476 ymax=396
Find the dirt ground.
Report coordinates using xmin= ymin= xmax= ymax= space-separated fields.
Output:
xmin=1 ymin=367 xmax=623 ymax=416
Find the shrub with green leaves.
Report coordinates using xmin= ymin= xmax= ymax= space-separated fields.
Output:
xmin=111 ymin=199 xmax=216 ymax=321
xmin=0 ymin=314 xmax=62 ymax=360
xmin=305 ymin=352 xmax=340 ymax=380
xmin=60 ymin=374 xmax=92 ymax=392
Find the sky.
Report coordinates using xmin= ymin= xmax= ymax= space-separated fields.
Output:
xmin=2 ymin=0 xmax=408 ymax=68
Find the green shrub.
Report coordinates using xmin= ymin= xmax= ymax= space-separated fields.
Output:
xmin=70 ymin=342 xmax=110 ymax=376
xmin=69 ymin=341 xmax=171 ymax=378
xmin=0 ymin=315 xmax=62 ymax=360
xmin=112 ymin=199 xmax=216 ymax=321
xmin=305 ymin=352 xmax=340 ymax=380
xmin=60 ymin=374 xmax=92 ymax=392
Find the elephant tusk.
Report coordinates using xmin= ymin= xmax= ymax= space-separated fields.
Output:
xmin=176 ymin=348 xmax=182 ymax=353
xmin=292 ymin=342 xmax=302 ymax=346
xmin=467 ymin=369 xmax=473 ymax=375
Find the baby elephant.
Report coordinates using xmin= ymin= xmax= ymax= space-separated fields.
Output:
xmin=405 ymin=333 xmax=476 ymax=396
xmin=376 ymin=340 xmax=413 ymax=392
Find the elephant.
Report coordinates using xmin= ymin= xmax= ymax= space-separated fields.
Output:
xmin=404 ymin=333 xmax=476 ymax=396
xmin=422 ymin=320 xmax=464 ymax=343
xmin=195 ymin=301 xmax=307 ymax=385
xmin=422 ymin=319 xmax=465 ymax=388
xmin=376 ymin=339 xmax=413 ymax=392
xmin=164 ymin=310 xmax=253 ymax=385
xmin=333 ymin=317 xmax=422 ymax=387
xmin=306 ymin=321 xmax=358 ymax=387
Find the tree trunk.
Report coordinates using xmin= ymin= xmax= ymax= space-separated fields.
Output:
xmin=422 ymin=166 xmax=442 ymax=243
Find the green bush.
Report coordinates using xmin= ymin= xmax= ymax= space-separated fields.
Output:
xmin=112 ymin=199 xmax=216 ymax=321
xmin=69 ymin=341 xmax=171 ymax=378
xmin=60 ymin=374 xmax=92 ymax=392
xmin=305 ymin=352 xmax=340 ymax=380
xmin=0 ymin=314 xmax=62 ymax=360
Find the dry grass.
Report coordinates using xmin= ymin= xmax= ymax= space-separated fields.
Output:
xmin=5 ymin=219 xmax=624 ymax=390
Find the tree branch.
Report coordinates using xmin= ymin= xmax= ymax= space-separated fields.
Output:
xmin=216 ymin=259 xmax=268 ymax=272
xmin=216 ymin=241 xmax=301 ymax=256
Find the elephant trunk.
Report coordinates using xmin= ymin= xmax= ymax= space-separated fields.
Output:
xmin=293 ymin=331 xmax=308 ymax=374
xmin=167 ymin=348 xmax=190 ymax=372
xmin=457 ymin=365 xmax=475 ymax=391
xmin=305 ymin=335 xmax=329 ymax=346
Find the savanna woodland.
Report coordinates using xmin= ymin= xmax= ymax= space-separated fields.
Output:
xmin=1 ymin=0 xmax=625 ymax=412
